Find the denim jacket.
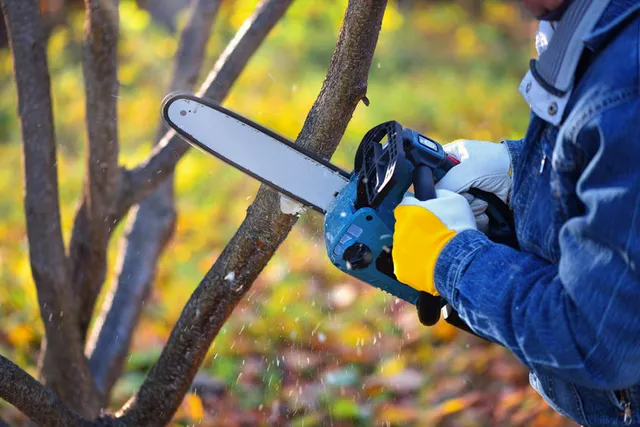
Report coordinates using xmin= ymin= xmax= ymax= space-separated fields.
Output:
xmin=433 ymin=3 xmax=640 ymax=426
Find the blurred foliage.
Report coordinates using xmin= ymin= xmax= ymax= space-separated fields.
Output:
xmin=0 ymin=0 xmax=577 ymax=426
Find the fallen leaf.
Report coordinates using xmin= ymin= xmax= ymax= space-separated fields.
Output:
xmin=330 ymin=398 xmax=362 ymax=420
xmin=323 ymin=366 xmax=361 ymax=387
xmin=378 ymin=356 xmax=406 ymax=376
xmin=339 ymin=323 xmax=373 ymax=347
xmin=285 ymin=382 xmax=326 ymax=411
xmin=177 ymin=392 xmax=204 ymax=423
xmin=366 ymin=368 xmax=425 ymax=394
xmin=282 ymin=348 xmax=321 ymax=373
xmin=376 ymin=403 xmax=419 ymax=424
xmin=425 ymin=392 xmax=484 ymax=425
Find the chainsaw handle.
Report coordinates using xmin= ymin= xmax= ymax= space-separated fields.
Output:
xmin=412 ymin=165 xmax=436 ymax=201
xmin=410 ymin=165 xmax=443 ymax=327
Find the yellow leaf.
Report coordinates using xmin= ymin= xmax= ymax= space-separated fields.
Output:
xmin=441 ymin=398 xmax=465 ymax=416
xmin=340 ymin=323 xmax=373 ymax=347
xmin=377 ymin=404 xmax=418 ymax=424
xmin=183 ymin=393 xmax=204 ymax=421
xmin=8 ymin=324 xmax=33 ymax=348
xmin=120 ymin=1 xmax=150 ymax=33
xmin=378 ymin=356 xmax=406 ymax=377
xmin=455 ymin=26 xmax=478 ymax=57
xmin=484 ymin=1 xmax=519 ymax=26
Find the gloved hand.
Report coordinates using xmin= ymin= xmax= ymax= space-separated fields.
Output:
xmin=393 ymin=189 xmax=477 ymax=296
xmin=435 ymin=140 xmax=513 ymax=233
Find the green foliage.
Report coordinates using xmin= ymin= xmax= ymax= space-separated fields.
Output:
xmin=0 ymin=1 xmax=574 ymax=426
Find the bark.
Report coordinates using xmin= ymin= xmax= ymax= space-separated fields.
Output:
xmin=0 ymin=0 xmax=100 ymax=417
xmin=67 ymin=0 xmax=120 ymax=340
xmin=0 ymin=356 xmax=90 ymax=427
xmin=115 ymin=1 xmax=387 ymax=425
xmin=115 ymin=0 xmax=295 ymax=220
xmin=86 ymin=0 xmax=222 ymax=401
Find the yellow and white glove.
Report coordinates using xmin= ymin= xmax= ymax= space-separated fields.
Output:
xmin=435 ymin=140 xmax=513 ymax=234
xmin=393 ymin=189 xmax=477 ymax=296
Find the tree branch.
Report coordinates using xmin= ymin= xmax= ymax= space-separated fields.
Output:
xmin=164 ymin=0 xmax=221 ymax=96
xmin=68 ymin=0 xmax=121 ymax=340
xmin=86 ymin=0 xmax=222 ymax=401
xmin=115 ymin=1 xmax=386 ymax=424
xmin=0 ymin=0 xmax=100 ymax=416
xmin=0 ymin=355 xmax=88 ymax=427
xmin=115 ymin=0 xmax=295 ymax=220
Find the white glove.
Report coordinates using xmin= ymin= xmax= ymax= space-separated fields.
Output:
xmin=461 ymin=192 xmax=490 ymax=234
xmin=435 ymin=140 xmax=513 ymax=233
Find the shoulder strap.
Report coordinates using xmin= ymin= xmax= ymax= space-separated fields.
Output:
xmin=519 ymin=0 xmax=612 ymax=126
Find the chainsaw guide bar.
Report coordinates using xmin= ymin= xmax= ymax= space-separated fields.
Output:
xmin=162 ymin=93 xmax=350 ymax=214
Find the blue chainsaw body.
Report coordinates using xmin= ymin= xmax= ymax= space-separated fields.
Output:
xmin=322 ymin=121 xmax=452 ymax=305
xmin=324 ymin=175 xmax=421 ymax=304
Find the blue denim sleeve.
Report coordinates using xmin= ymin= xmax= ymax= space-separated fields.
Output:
xmin=502 ymin=138 xmax=526 ymax=176
xmin=433 ymin=97 xmax=640 ymax=390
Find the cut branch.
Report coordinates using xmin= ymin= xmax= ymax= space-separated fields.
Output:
xmin=116 ymin=0 xmax=295 ymax=219
xmin=0 ymin=0 xmax=100 ymax=416
xmin=86 ymin=0 xmax=222 ymax=401
xmin=0 ymin=356 xmax=89 ymax=427
xmin=115 ymin=1 xmax=387 ymax=425
xmin=68 ymin=0 xmax=121 ymax=340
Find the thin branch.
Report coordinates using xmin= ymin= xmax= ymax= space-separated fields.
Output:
xmin=0 ymin=355 xmax=88 ymax=427
xmin=164 ymin=0 xmax=221 ymax=96
xmin=115 ymin=0 xmax=295 ymax=220
xmin=0 ymin=0 xmax=100 ymax=416
xmin=86 ymin=0 xmax=222 ymax=401
xmin=67 ymin=0 xmax=121 ymax=339
xmin=115 ymin=1 xmax=386 ymax=424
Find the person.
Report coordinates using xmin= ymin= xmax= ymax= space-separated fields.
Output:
xmin=391 ymin=0 xmax=640 ymax=425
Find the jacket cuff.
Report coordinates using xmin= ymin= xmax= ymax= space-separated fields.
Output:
xmin=502 ymin=138 xmax=526 ymax=175
xmin=434 ymin=229 xmax=492 ymax=302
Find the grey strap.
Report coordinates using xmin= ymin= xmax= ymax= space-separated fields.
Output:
xmin=519 ymin=0 xmax=612 ymax=125
xmin=535 ymin=0 xmax=612 ymax=93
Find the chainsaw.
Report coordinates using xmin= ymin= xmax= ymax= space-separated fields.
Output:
xmin=161 ymin=93 xmax=517 ymax=336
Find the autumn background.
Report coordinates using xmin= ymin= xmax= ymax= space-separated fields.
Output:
xmin=0 ymin=0 xmax=577 ymax=426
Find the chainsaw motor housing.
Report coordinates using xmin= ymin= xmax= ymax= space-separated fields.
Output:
xmin=324 ymin=121 xmax=450 ymax=306
xmin=324 ymin=176 xmax=421 ymax=304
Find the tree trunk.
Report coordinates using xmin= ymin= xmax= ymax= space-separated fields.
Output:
xmin=0 ymin=0 xmax=101 ymax=417
xmin=85 ymin=0 xmax=222 ymax=402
